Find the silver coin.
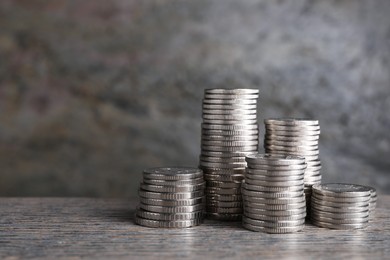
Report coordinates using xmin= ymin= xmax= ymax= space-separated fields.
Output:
xmin=142 ymin=178 xmax=205 ymax=186
xmin=242 ymin=181 xmax=303 ymax=192
xmin=206 ymin=207 xmax=243 ymax=214
xmin=207 ymin=181 xmax=242 ymax=189
xmin=311 ymin=220 xmax=368 ymax=230
xmin=245 ymin=173 xmax=304 ymax=182
xmin=203 ymin=109 xmax=257 ymax=115
xmin=265 ymin=148 xmax=320 ymax=156
xmin=202 ymin=168 xmax=246 ymax=175
xmin=244 ymin=206 xmax=306 ymax=216
xmin=204 ymin=93 xmax=259 ymax=100
xmin=310 ymin=208 xmax=370 ymax=219
xmin=265 ymin=118 xmax=319 ymax=126
xmin=311 ymin=193 xmax=371 ymax=203
xmin=139 ymin=197 xmax=204 ymax=207
xmin=202 ymin=139 xmax=259 ymax=147
xmin=205 ymin=88 xmax=259 ymax=95
xmin=134 ymin=215 xmax=202 ymax=228
xmin=200 ymin=156 xmax=246 ymax=163
xmin=201 ymin=151 xmax=254 ymax=158
xmin=202 ymin=119 xmax=258 ymax=125
xmin=245 ymin=168 xmax=305 ymax=177
xmin=265 ymin=144 xmax=319 ymax=152
xmin=242 ymin=221 xmax=304 ymax=233
xmin=310 ymin=214 xmax=369 ymax=224
xmin=243 ymin=195 xmax=305 ymax=205
xmin=203 ymin=173 xmax=244 ymax=182
xmin=242 ymin=216 xmax=305 ymax=227
xmin=247 ymin=163 xmax=307 ymax=171
xmin=245 ymin=153 xmax=306 ymax=165
xmin=202 ymin=123 xmax=258 ymax=130
xmin=207 ymin=200 xmax=243 ymax=208
xmin=244 ymin=178 xmax=304 ymax=187
xmin=199 ymin=161 xmax=248 ymax=169
xmin=311 ymin=203 xmax=369 ymax=213
xmin=143 ymin=167 xmax=203 ymax=180
xmin=265 ymin=134 xmax=319 ymax=142
xmin=203 ymin=129 xmax=259 ymax=136
xmin=206 ymin=187 xmax=242 ymax=195
xmin=139 ymin=203 xmax=205 ymax=214
xmin=312 ymin=183 xmax=372 ymax=198
xmin=243 ymin=201 xmax=307 ymax=210
xmin=139 ymin=189 xmax=204 ymax=200
xmin=203 ymin=98 xmax=257 ymax=105
xmin=265 ymin=129 xmax=320 ymax=137
xmin=206 ymin=194 xmax=243 ymax=202
xmin=265 ymin=124 xmax=320 ymax=132
xmin=206 ymin=213 xmax=242 ymax=221
xmin=201 ymin=145 xmax=258 ymax=152
xmin=264 ymin=139 xmax=319 ymax=147
xmin=140 ymin=182 xmax=205 ymax=193
xmin=241 ymin=188 xmax=304 ymax=198
xmin=202 ymin=135 xmax=258 ymax=142
xmin=136 ymin=208 xmax=203 ymax=221
xmin=244 ymin=212 xmax=306 ymax=222
xmin=203 ymin=113 xmax=257 ymax=120
xmin=203 ymin=104 xmax=258 ymax=110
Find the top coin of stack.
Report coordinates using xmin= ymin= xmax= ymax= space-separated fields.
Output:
xmin=242 ymin=154 xmax=307 ymax=233
xmin=311 ymin=183 xmax=372 ymax=229
xmin=200 ymin=89 xmax=259 ymax=221
xmin=134 ymin=167 xmax=206 ymax=228
xmin=264 ymin=118 xmax=321 ymax=213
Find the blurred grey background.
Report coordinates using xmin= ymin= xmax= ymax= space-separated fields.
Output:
xmin=0 ymin=0 xmax=389 ymax=197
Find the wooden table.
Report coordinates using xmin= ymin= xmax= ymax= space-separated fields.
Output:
xmin=1 ymin=197 xmax=389 ymax=259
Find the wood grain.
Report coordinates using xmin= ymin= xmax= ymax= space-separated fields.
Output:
xmin=0 ymin=196 xmax=389 ymax=259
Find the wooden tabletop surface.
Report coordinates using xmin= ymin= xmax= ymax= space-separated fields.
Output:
xmin=1 ymin=196 xmax=389 ymax=259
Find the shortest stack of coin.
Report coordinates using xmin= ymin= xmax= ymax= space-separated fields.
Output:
xmin=241 ymin=154 xmax=307 ymax=233
xmin=134 ymin=167 xmax=205 ymax=228
xmin=311 ymin=183 xmax=372 ymax=229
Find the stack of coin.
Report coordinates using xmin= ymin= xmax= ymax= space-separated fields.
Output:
xmin=311 ymin=183 xmax=372 ymax=229
xmin=134 ymin=167 xmax=206 ymax=228
xmin=264 ymin=118 xmax=321 ymax=214
xmin=200 ymin=89 xmax=259 ymax=221
xmin=242 ymin=154 xmax=307 ymax=233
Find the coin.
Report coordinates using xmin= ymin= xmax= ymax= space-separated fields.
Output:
xmin=202 ymin=104 xmax=257 ymax=110
xmin=244 ymin=206 xmax=306 ymax=216
xmin=206 ymin=187 xmax=242 ymax=195
xmin=206 ymin=194 xmax=242 ymax=202
xmin=244 ymin=178 xmax=304 ymax=187
xmin=310 ymin=214 xmax=369 ymax=224
xmin=265 ymin=118 xmax=319 ymax=126
xmin=207 ymin=201 xmax=243 ymax=208
xmin=265 ymin=134 xmax=319 ymax=141
xmin=139 ymin=197 xmax=204 ymax=207
xmin=202 ymin=119 xmax=258 ymax=125
xmin=247 ymin=163 xmax=307 ymax=171
xmin=201 ymin=151 xmax=254 ymax=158
xmin=139 ymin=189 xmax=204 ymax=200
xmin=203 ymin=114 xmax=257 ymax=120
xmin=204 ymin=88 xmax=259 ymax=95
xmin=142 ymin=178 xmax=205 ymax=186
xmin=202 ymin=123 xmax=258 ymax=130
xmin=242 ymin=216 xmax=305 ymax=227
xmin=204 ymin=173 xmax=244 ymax=182
xmin=311 ymin=220 xmax=368 ymax=230
xmin=242 ymin=222 xmax=304 ymax=233
xmin=245 ymin=168 xmax=305 ymax=177
xmin=242 ymin=181 xmax=303 ymax=192
xmin=143 ymin=167 xmax=203 ymax=180
xmin=206 ymin=207 xmax=243 ymax=214
xmin=244 ymin=212 xmax=306 ymax=222
xmin=202 ymin=168 xmax=246 ymax=175
xmin=245 ymin=154 xmax=306 ymax=165
xmin=241 ymin=189 xmax=304 ymax=198
xmin=311 ymin=193 xmax=371 ymax=203
xmin=136 ymin=208 xmax=203 ymax=221
xmin=312 ymin=183 xmax=372 ymax=197
xmin=139 ymin=203 xmax=205 ymax=213
xmin=203 ymin=109 xmax=257 ymax=115
xmin=201 ymin=135 xmax=258 ymax=141
xmin=201 ymin=145 xmax=258 ymax=152
xmin=206 ymin=181 xmax=242 ymax=188
xmin=203 ymin=98 xmax=257 ymax=105
xmin=264 ymin=139 xmax=319 ymax=147
xmin=243 ymin=201 xmax=307 ymax=210
xmin=245 ymin=173 xmax=304 ymax=181
xmin=140 ymin=182 xmax=205 ymax=193
xmin=134 ymin=215 xmax=202 ymax=228
xmin=199 ymin=161 xmax=248 ymax=169
xmin=310 ymin=208 xmax=370 ymax=219
xmin=264 ymin=129 xmax=320 ymax=137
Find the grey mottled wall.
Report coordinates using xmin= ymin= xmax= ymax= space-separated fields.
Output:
xmin=0 ymin=0 xmax=389 ymax=197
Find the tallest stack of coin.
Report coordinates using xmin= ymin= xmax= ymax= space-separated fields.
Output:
xmin=200 ymin=89 xmax=259 ymax=221
xmin=264 ymin=118 xmax=321 ymax=214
